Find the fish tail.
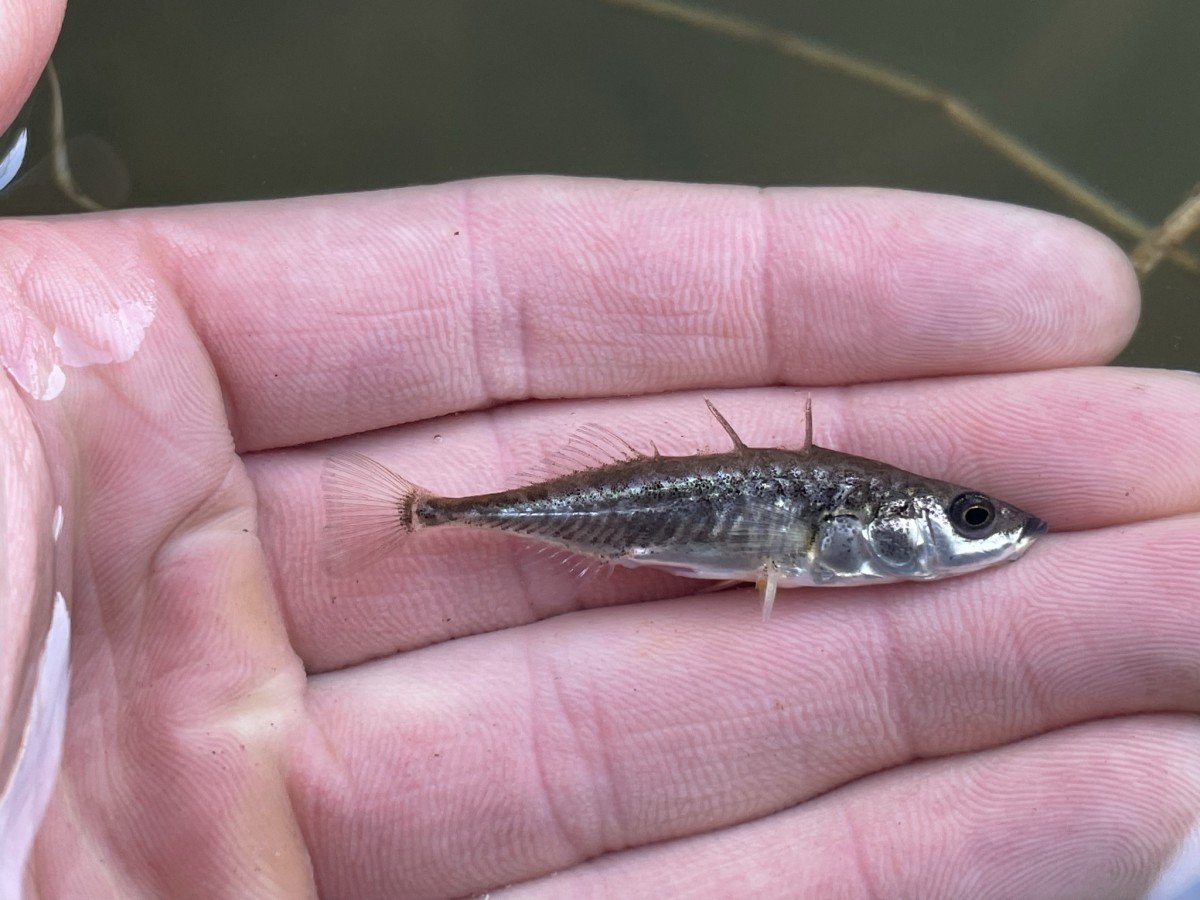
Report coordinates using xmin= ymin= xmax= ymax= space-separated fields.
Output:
xmin=320 ymin=451 xmax=436 ymax=574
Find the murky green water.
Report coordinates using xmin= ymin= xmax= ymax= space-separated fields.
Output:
xmin=5 ymin=0 xmax=1198 ymax=369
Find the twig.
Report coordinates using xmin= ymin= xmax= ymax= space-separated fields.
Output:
xmin=600 ymin=0 xmax=1200 ymax=277
xmin=45 ymin=59 xmax=104 ymax=212
xmin=1130 ymin=186 xmax=1200 ymax=277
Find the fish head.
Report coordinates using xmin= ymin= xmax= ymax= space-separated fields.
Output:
xmin=860 ymin=487 xmax=1047 ymax=581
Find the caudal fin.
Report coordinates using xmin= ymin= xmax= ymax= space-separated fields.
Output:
xmin=320 ymin=452 xmax=432 ymax=575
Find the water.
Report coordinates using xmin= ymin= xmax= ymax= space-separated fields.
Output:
xmin=5 ymin=0 xmax=1199 ymax=368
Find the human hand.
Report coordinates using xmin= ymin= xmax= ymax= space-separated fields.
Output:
xmin=4 ymin=11 xmax=1200 ymax=900
xmin=1 ymin=175 xmax=1194 ymax=898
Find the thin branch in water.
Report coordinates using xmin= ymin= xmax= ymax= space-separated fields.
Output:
xmin=1130 ymin=185 xmax=1200 ymax=277
xmin=45 ymin=59 xmax=104 ymax=212
xmin=600 ymin=0 xmax=1200 ymax=277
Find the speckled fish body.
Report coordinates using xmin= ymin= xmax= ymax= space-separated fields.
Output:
xmin=323 ymin=400 xmax=1046 ymax=620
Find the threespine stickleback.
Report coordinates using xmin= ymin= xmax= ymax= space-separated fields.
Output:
xmin=322 ymin=399 xmax=1047 ymax=620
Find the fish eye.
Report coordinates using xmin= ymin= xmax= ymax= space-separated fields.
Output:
xmin=949 ymin=493 xmax=998 ymax=538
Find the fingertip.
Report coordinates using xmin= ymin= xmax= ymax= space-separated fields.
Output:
xmin=761 ymin=187 xmax=1142 ymax=375
xmin=1023 ymin=207 xmax=1141 ymax=365
xmin=0 ymin=0 xmax=66 ymax=131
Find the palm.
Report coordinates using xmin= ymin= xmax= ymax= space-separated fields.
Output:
xmin=3 ymin=219 xmax=301 ymax=894
xmin=4 ymin=180 xmax=1196 ymax=900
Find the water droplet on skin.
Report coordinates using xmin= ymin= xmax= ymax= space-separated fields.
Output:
xmin=0 ymin=127 xmax=29 ymax=191
xmin=433 ymin=434 xmax=443 ymax=443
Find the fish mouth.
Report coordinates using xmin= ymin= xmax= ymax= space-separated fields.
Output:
xmin=1022 ymin=517 xmax=1049 ymax=540
xmin=1008 ymin=516 xmax=1048 ymax=561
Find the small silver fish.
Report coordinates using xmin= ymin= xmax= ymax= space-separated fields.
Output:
xmin=322 ymin=399 xmax=1047 ymax=620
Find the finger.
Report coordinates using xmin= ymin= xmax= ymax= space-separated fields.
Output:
xmin=248 ymin=367 xmax=1200 ymax=670
xmin=285 ymin=516 xmax=1200 ymax=898
xmin=505 ymin=716 xmax=1200 ymax=900
xmin=0 ymin=376 xmax=58 ymax=837
xmin=152 ymin=177 xmax=1137 ymax=450
xmin=0 ymin=228 xmax=313 ymax=890
xmin=0 ymin=0 xmax=63 ymax=130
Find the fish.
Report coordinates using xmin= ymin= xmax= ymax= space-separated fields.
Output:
xmin=321 ymin=399 xmax=1047 ymax=620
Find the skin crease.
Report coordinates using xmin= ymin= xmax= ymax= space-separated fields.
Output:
xmin=2 ymin=4 xmax=1200 ymax=899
